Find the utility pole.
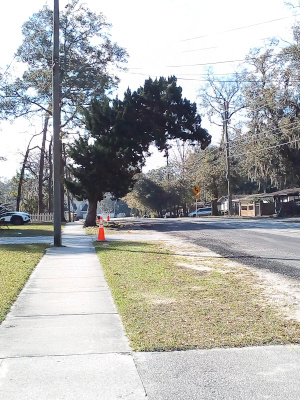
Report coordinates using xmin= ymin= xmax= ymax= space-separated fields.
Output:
xmin=53 ymin=0 xmax=62 ymax=246
xmin=223 ymin=100 xmax=232 ymax=216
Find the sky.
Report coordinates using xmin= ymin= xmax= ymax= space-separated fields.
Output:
xmin=0 ymin=0 xmax=298 ymax=179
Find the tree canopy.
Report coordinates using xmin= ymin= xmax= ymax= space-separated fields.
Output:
xmin=66 ymin=76 xmax=211 ymax=225
xmin=0 ymin=0 xmax=127 ymax=126
xmin=0 ymin=0 xmax=127 ymax=215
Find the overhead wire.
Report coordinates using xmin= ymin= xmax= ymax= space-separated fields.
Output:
xmin=179 ymin=13 xmax=300 ymax=43
xmin=186 ymin=136 xmax=300 ymax=169
xmin=116 ymin=12 xmax=300 ymax=164
xmin=182 ymin=46 xmax=218 ymax=54
xmin=120 ymin=70 xmax=258 ymax=83
xmin=229 ymin=137 xmax=300 ymax=159
xmin=123 ymin=51 xmax=295 ymax=80
xmin=228 ymin=120 xmax=300 ymax=142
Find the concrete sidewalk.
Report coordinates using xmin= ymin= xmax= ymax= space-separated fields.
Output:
xmin=1 ymin=222 xmax=300 ymax=399
xmin=0 ymin=222 xmax=146 ymax=399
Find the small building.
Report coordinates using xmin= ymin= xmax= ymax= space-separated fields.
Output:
xmin=217 ymin=195 xmax=245 ymax=215
xmin=239 ymin=188 xmax=300 ymax=217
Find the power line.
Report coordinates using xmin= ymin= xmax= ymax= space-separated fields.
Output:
xmin=188 ymin=137 xmax=300 ymax=169
xmin=228 ymin=120 xmax=300 ymax=142
xmin=182 ymin=34 xmax=289 ymax=55
xmin=125 ymin=52 xmax=284 ymax=74
xmin=195 ymin=121 xmax=300 ymax=157
xmin=120 ymin=69 xmax=300 ymax=84
xmin=121 ymin=70 xmax=257 ymax=82
xmin=166 ymin=59 xmax=245 ymax=68
xmin=182 ymin=46 xmax=217 ymax=54
xmin=180 ymin=13 xmax=300 ymax=43
xmin=229 ymin=138 xmax=300 ymax=159
xmin=124 ymin=58 xmax=245 ymax=72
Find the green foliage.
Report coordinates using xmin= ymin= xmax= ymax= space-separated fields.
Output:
xmin=0 ymin=179 xmax=14 ymax=205
xmin=187 ymin=145 xmax=227 ymax=200
xmin=0 ymin=0 xmax=127 ymax=126
xmin=66 ymin=77 xmax=211 ymax=225
xmin=67 ymin=134 xmax=138 ymax=203
xmin=237 ymin=28 xmax=300 ymax=190
xmin=10 ymin=173 xmax=38 ymax=213
xmin=98 ymin=196 xmax=131 ymax=216
xmin=131 ymin=175 xmax=170 ymax=217
xmin=117 ymin=76 xmax=211 ymax=152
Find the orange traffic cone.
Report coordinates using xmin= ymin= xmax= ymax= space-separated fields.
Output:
xmin=97 ymin=216 xmax=106 ymax=241
xmin=107 ymin=214 xmax=110 ymax=222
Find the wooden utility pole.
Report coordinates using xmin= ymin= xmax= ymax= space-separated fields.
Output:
xmin=53 ymin=0 xmax=62 ymax=246
xmin=223 ymin=100 xmax=232 ymax=216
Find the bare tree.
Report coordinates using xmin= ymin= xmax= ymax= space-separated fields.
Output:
xmin=16 ymin=133 xmax=40 ymax=211
xmin=198 ymin=69 xmax=245 ymax=214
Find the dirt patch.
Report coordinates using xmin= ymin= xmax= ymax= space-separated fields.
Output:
xmin=163 ymin=237 xmax=300 ymax=323
xmin=107 ymin=225 xmax=300 ymax=323
xmin=143 ymin=294 xmax=176 ymax=305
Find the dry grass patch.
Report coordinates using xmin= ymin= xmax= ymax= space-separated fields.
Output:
xmin=0 ymin=244 xmax=48 ymax=322
xmin=94 ymin=241 xmax=300 ymax=351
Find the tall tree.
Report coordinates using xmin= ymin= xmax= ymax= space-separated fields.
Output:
xmin=128 ymin=174 xmax=169 ymax=217
xmin=241 ymin=34 xmax=300 ymax=190
xmin=0 ymin=0 xmax=127 ymax=213
xmin=67 ymin=77 xmax=211 ymax=226
xmin=198 ymin=70 xmax=245 ymax=213
xmin=1 ymin=0 xmax=127 ymax=125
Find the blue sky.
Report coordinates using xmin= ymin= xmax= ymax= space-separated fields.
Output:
xmin=0 ymin=0 xmax=298 ymax=178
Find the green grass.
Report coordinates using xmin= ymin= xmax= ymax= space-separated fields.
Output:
xmin=0 ymin=244 xmax=48 ymax=322
xmin=0 ymin=223 xmax=55 ymax=237
xmin=95 ymin=241 xmax=300 ymax=351
xmin=85 ymin=221 xmax=126 ymax=236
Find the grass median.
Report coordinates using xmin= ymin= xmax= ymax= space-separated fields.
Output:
xmin=94 ymin=240 xmax=300 ymax=351
xmin=0 ymin=244 xmax=48 ymax=322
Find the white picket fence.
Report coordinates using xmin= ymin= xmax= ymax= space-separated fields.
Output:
xmin=30 ymin=213 xmax=54 ymax=222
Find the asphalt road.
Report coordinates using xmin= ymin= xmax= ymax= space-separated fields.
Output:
xmin=127 ymin=217 xmax=300 ymax=280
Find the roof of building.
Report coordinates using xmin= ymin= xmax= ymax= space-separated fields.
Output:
xmin=239 ymin=188 xmax=300 ymax=201
xmin=218 ymin=188 xmax=300 ymax=204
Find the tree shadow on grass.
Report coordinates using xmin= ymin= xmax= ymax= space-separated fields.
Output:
xmin=0 ymin=243 xmax=49 ymax=254
xmin=0 ymin=227 xmax=54 ymax=237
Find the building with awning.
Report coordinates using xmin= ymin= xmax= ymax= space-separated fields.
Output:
xmin=238 ymin=188 xmax=300 ymax=217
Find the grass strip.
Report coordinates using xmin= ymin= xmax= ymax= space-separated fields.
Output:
xmin=0 ymin=244 xmax=48 ymax=322
xmin=85 ymin=222 xmax=126 ymax=236
xmin=0 ymin=223 xmax=55 ymax=237
xmin=95 ymin=240 xmax=300 ymax=351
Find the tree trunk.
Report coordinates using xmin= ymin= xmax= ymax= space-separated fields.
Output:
xmin=48 ymin=138 xmax=53 ymax=212
xmin=61 ymin=141 xmax=66 ymax=222
xmin=85 ymin=199 xmax=98 ymax=227
xmin=16 ymin=134 xmax=40 ymax=211
xmin=211 ymin=198 xmax=218 ymax=216
xmin=63 ymin=144 xmax=72 ymax=222
xmin=38 ymin=113 xmax=50 ymax=214
xmin=16 ymin=147 xmax=30 ymax=211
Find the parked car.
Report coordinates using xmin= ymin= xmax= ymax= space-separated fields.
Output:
xmin=0 ymin=211 xmax=30 ymax=225
xmin=188 ymin=207 xmax=212 ymax=217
